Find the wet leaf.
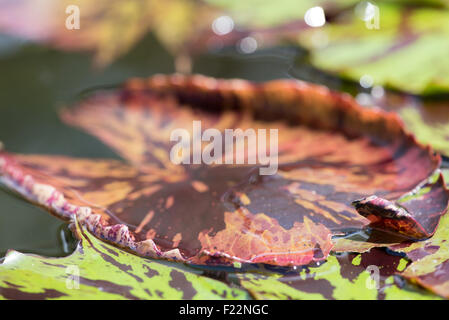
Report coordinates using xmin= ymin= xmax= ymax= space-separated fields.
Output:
xmin=199 ymin=211 xmax=333 ymax=265
xmin=386 ymin=170 xmax=449 ymax=298
xmin=332 ymin=170 xmax=448 ymax=251
xmin=398 ymin=102 xmax=449 ymax=157
xmin=0 ymin=0 xmax=217 ymax=66
xmin=391 ymin=215 xmax=449 ymax=298
xmin=236 ymin=249 xmax=441 ymax=300
xmin=0 ymin=219 xmax=249 ymax=300
xmin=0 ymin=74 xmax=446 ymax=267
xmin=366 ymin=92 xmax=449 ymax=158
xmin=353 ymin=173 xmax=449 ymax=240
xmin=297 ymin=3 xmax=449 ymax=94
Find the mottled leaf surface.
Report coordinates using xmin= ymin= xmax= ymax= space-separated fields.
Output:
xmin=399 ymin=103 xmax=449 ymax=157
xmin=297 ymin=3 xmax=449 ymax=94
xmin=332 ymin=171 xmax=448 ymax=249
xmin=388 ymin=171 xmax=449 ymax=298
xmin=353 ymin=173 xmax=448 ymax=239
xmin=370 ymin=92 xmax=449 ymax=158
xmin=0 ymin=220 xmax=249 ymax=300
xmin=0 ymin=74 xmax=446 ymax=267
xmin=236 ymin=250 xmax=441 ymax=300
xmin=325 ymin=170 xmax=449 ymax=298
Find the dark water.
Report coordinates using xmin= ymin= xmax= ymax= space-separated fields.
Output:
xmin=0 ymin=32 xmax=356 ymax=257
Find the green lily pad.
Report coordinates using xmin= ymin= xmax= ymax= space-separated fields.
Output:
xmin=297 ymin=3 xmax=449 ymax=95
xmin=398 ymin=103 xmax=449 ymax=157
xmin=0 ymin=220 xmax=250 ymax=300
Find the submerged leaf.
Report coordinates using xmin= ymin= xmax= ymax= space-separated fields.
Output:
xmin=0 ymin=219 xmax=249 ymax=300
xmin=0 ymin=74 xmax=446 ymax=267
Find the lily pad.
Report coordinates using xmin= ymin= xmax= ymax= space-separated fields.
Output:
xmin=323 ymin=169 xmax=449 ymax=298
xmin=297 ymin=3 xmax=449 ymax=95
xmin=365 ymin=92 xmax=449 ymax=158
xmin=387 ymin=171 xmax=449 ymax=298
xmin=236 ymin=250 xmax=441 ymax=300
xmin=0 ymin=219 xmax=249 ymax=300
xmin=398 ymin=102 xmax=449 ymax=157
xmin=0 ymin=0 xmax=218 ymax=66
xmin=0 ymin=74 xmax=446 ymax=267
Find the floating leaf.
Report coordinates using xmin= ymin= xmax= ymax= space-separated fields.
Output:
xmin=388 ymin=169 xmax=449 ymax=298
xmin=398 ymin=103 xmax=449 ymax=157
xmin=297 ymin=3 xmax=449 ymax=94
xmin=236 ymin=249 xmax=441 ymax=300
xmin=328 ymin=169 xmax=449 ymax=298
xmin=332 ymin=171 xmax=448 ymax=252
xmin=359 ymin=91 xmax=449 ymax=158
xmin=353 ymin=174 xmax=449 ymax=240
xmin=367 ymin=92 xmax=449 ymax=157
xmin=0 ymin=74 xmax=446 ymax=267
xmin=0 ymin=219 xmax=249 ymax=300
xmin=391 ymin=215 xmax=449 ymax=298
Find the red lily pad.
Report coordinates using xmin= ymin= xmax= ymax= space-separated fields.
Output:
xmin=0 ymin=74 xmax=446 ymax=266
